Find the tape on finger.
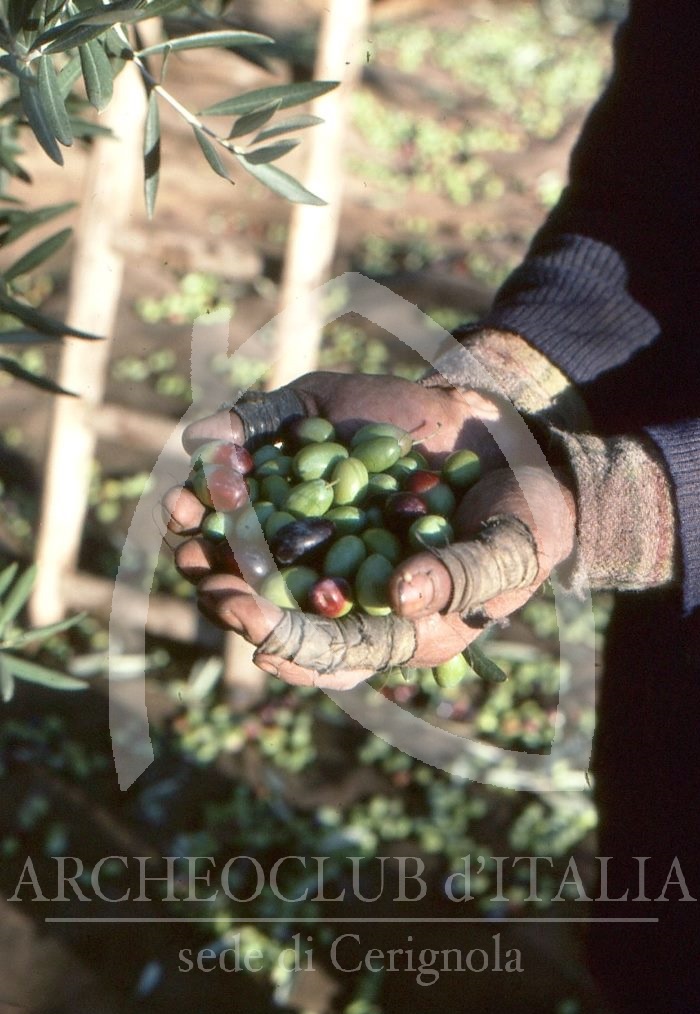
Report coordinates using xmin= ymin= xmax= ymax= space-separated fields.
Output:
xmin=224 ymin=387 xmax=307 ymax=449
xmin=433 ymin=515 xmax=539 ymax=619
xmin=254 ymin=611 xmax=416 ymax=675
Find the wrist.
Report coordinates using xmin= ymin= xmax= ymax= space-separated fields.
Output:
xmin=423 ymin=326 xmax=590 ymax=430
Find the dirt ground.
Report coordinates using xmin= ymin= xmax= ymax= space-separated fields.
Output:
xmin=0 ymin=1 xmax=615 ymax=1011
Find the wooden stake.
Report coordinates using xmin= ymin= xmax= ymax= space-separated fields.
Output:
xmin=267 ymin=0 xmax=372 ymax=388
xmin=30 ymin=65 xmax=147 ymax=625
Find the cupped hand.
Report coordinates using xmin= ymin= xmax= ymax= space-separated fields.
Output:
xmin=163 ymin=372 xmax=577 ymax=688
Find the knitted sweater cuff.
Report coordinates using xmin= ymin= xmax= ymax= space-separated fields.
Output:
xmin=423 ymin=327 xmax=590 ymax=431
xmin=421 ymin=326 xmax=677 ymax=593
xmin=546 ymin=429 xmax=676 ymax=592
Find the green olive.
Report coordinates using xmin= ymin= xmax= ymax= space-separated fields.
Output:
xmin=253 ymin=501 xmax=276 ymax=527
xmin=246 ymin=477 xmax=259 ymax=503
xmin=284 ymin=479 xmax=334 ymax=518
xmin=364 ymin=504 xmax=384 ymax=528
xmin=361 ymin=528 xmax=402 ymax=565
xmin=260 ymin=566 xmax=318 ymax=610
xmin=366 ymin=472 xmax=399 ymax=498
xmin=260 ymin=475 xmax=291 ymax=509
xmin=201 ymin=511 xmax=233 ymax=542
xmin=351 ymin=436 xmax=403 ymax=474
xmin=252 ymin=444 xmax=281 ymax=468
xmin=288 ymin=417 xmax=336 ymax=446
xmin=293 ymin=441 xmax=348 ymax=481
xmin=255 ymin=455 xmax=294 ymax=479
xmin=234 ymin=506 xmax=264 ymax=542
xmin=442 ymin=449 xmax=481 ymax=489
xmin=263 ymin=510 xmax=297 ymax=540
xmin=355 ymin=553 xmax=394 ymax=616
xmin=325 ymin=506 xmax=367 ymax=534
xmin=433 ymin=652 xmax=471 ymax=688
xmin=387 ymin=449 xmax=429 ymax=482
xmin=421 ymin=482 xmax=456 ymax=516
xmin=408 ymin=514 xmax=453 ymax=550
xmin=331 ymin=457 xmax=369 ymax=506
xmin=323 ymin=535 xmax=367 ymax=579
xmin=350 ymin=422 xmax=413 ymax=456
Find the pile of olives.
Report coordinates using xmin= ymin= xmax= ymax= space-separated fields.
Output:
xmin=188 ymin=417 xmax=505 ymax=687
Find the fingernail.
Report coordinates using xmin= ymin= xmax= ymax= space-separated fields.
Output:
xmin=397 ymin=573 xmax=435 ymax=616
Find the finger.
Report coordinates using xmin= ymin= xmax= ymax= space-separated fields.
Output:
xmin=162 ymin=485 xmax=207 ymax=535
xmin=392 ymin=516 xmax=538 ymax=621
xmin=183 ymin=409 xmax=244 ymax=455
xmin=454 ymin=466 xmax=576 ymax=575
xmin=255 ymin=654 xmax=374 ymax=690
xmin=391 ymin=467 xmax=575 ymax=621
xmin=388 ymin=551 xmax=453 ymax=619
xmin=184 ymin=388 xmax=308 ymax=455
xmin=174 ymin=538 xmax=220 ymax=583
xmin=409 ymin=612 xmax=483 ymax=666
xmin=197 ymin=573 xmax=283 ymax=638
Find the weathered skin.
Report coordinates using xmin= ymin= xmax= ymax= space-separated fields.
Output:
xmin=163 ymin=372 xmax=576 ymax=689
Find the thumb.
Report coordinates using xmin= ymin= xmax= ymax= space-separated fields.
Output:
xmin=390 ymin=466 xmax=576 ymax=620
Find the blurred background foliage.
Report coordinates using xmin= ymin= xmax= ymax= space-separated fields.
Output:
xmin=0 ymin=1 xmax=623 ymax=1011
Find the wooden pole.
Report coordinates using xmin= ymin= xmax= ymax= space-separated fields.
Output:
xmin=267 ymin=0 xmax=372 ymax=388
xmin=30 ymin=64 xmax=147 ymax=625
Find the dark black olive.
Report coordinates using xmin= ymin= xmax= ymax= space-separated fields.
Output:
xmin=269 ymin=518 xmax=336 ymax=566
xmin=383 ymin=492 xmax=429 ymax=537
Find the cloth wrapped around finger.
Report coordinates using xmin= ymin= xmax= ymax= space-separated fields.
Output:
xmin=254 ymin=611 xmax=417 ymax=674
xmin=228 ymin=387 xmax=306 ymax=448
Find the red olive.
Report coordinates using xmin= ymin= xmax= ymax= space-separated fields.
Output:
xmin=192 ymin=440 xmax=254 ymax=475
xmin=308 ymin=577 xmax=353 ymax=618
xmin=405 ymin=470 xmax=441 ymax=495
xmin=194 ymin=466 xmax=249 ymax=512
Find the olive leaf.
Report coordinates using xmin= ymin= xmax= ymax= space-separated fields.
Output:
xmin=136 ymin=29 xmax=273 ymax=59
xmin=79 ymin=39 xmax=113 ymax=111
xmin=0 ymin=330 xmax=64 ymax=344
xmin=18 ymin=70 xmax=63 ymax=165
xmin=236 ymin=155 xmax=325 ymax=206
xmin=467 ymin=641 xmax=509 ymax=683
xmin=2 ymin=611 xmax=88 ymax=649
xmin=3 ymin=226 xmax=71 ymax=282
xmin=227 ymin=101 xmax=280 ymax=140
xmin=245 ymin=139 xmax=300 ymax=165
xmin=0 ymin=655 xmax=89 ymax=692
xmin=0 ymin=290 xmax=101 ymax=339
xmin=254 ymin=113 xmax=323 ymax=144
xmin=0 ymin=355 xmax=77 ymax=395
xmin=0 ymin=200 xmax=73 ymax=246
xmin=0 ymin=563 xmax=37 ymax=639
xmin=192 ymin=126 xmax=232 ymax=183
xmin=201 ymin=80 xmax=338 ymax=118
xmin=32 ymin=0 xmax=185 ymax=55
xmin=143 ymin=89 xmax=160 ymax=219
xmin=37 ymin=54 xmax=73 ymax=146
xmin=0 ymin=656 xmax=14 ymax=703
xmin=0 ymin=563 xmax=20 ymax=600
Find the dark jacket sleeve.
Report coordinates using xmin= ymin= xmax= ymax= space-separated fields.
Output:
xmin=474 ymin=0 xmax=700 ymax=614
